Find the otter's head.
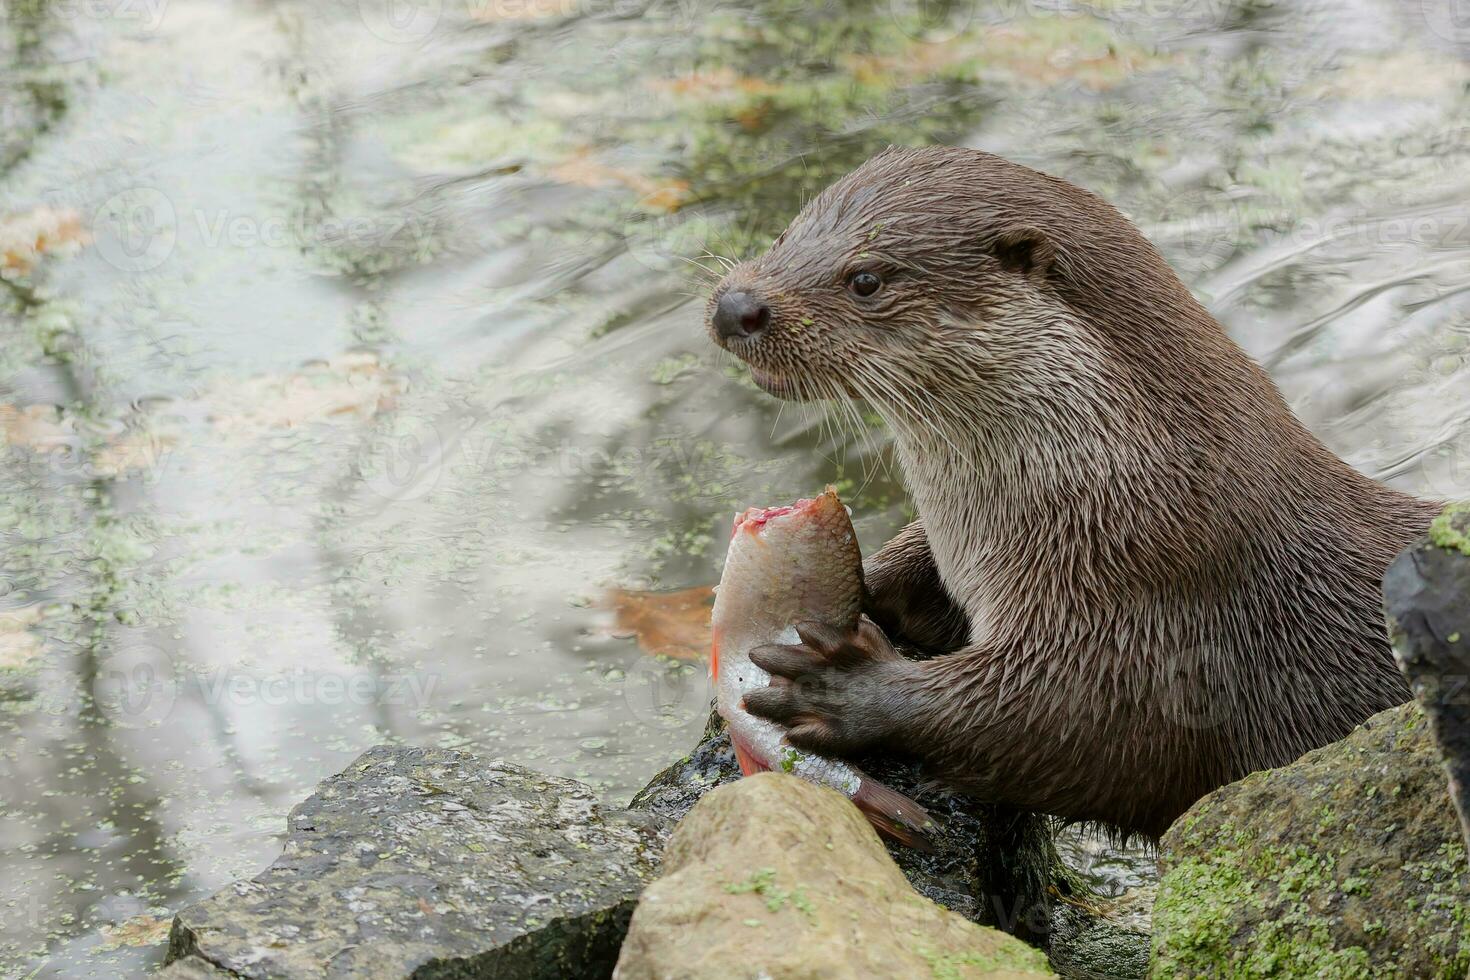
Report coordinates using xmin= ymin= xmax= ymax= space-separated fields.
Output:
xmin=707 ymin=145 xmax=1203 ymax=437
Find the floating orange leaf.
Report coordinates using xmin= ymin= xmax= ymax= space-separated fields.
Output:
xmin=547 ymin=149 xmax=691 ymax=212
xmin=602 ymin=585 xmax=714 ymax=661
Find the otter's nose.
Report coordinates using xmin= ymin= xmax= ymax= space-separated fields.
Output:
xmin=713 ymin=291 xmax=770 ymax=342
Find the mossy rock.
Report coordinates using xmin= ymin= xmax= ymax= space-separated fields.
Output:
xmin=1150 ymin=702 xmax=1470 ymax=978
xmin=631 ymin=708 xmax=1057 ymax=937
xmin=615 ymin=772 xmax=1055 ymax=979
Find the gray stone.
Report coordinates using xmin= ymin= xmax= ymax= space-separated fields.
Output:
xmin=165 ymin=745 xmax=668 ymax=979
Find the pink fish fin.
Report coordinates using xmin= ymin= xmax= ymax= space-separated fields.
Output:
xmin=852 ymin=770 xmax=940 ymax=853
xmin=729 ymin=731 xmax=770 ymax=777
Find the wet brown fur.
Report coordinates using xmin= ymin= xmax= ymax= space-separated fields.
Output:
xmin=711 ymin=145 xmax=1438 ymax=836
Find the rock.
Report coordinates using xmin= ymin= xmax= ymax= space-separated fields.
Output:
xmin=629 ymin=708 xmax=744 ymax=823
xmin=631 ymin=708 xmax=1056 ymax=939
xmin=1150 ymin=702 xmax=1470 ymax=978
xmin=164 ymin=745 xmax=668 ymax=979
xmin=614 ymin=772 xmax=1055 ymax=979
xmin=153 ymin=958 xmax=232 ymax=979
xmin=1385 ymin=503 xmax=1470 ymax=852
xmin=1046 ymin=891 xmax=1151 ymax=980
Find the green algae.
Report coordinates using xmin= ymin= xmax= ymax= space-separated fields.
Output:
xmin=1428 ymin=503 xmax=1470 ymax=557
xmin=914 ymin=940 xmax=1052 ymax=979
xmin=722 ymin=867 xmax=818 ymax=923
xmin=1151 ymin=704 xmax=1470 ymax=979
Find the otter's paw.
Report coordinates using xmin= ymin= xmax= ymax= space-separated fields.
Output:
xmin=744 ymin=618 xmax=914 ymax=756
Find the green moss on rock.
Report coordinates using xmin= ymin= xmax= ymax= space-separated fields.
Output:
xmin=1151 ymin=703 xmax=1470 ymax=978
xmin=1428 ymin=503 xmax=1470 ymax=557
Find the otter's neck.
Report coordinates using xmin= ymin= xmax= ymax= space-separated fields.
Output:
xmin=878 ymin=316 xmax=1426 ymax=646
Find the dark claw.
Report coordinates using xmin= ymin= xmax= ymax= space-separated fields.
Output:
xmin=787 ymin=722 xmax=842 ymax=754
xmin=793 ymin=620 xmax=847 ymax=652
xmin=743 ymin=686 xmax=803 ymax=724
xmin=750 ymin=643 xmax=820 ymax=679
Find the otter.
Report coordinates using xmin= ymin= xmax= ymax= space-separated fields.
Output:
xmin=708 ymin=145 xmax=1440 ymax=837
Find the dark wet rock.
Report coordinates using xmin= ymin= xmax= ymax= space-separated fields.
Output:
xmin=628 ymin=708 xmax=743 ymax=823
xmin=631 ymin=708 xmax=1057 ymax=939
xmin=1046 ymin=895 xmax=1150 ymax=980
xmin=614 ymin=772 xmax=1055 ymax=979
xmin=164 ymin=745 xmax=668 ymax=979
xmin=1385 ymin=503 xmax=1470 ymax=852
xmin=1150 ymin=702 xmax=1470 ymax=978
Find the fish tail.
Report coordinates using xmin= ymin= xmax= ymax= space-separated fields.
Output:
xmin=729 ymin=730 xmax=770 ymax=776
xmin=852 ymin=771 xmax=940 ymax=853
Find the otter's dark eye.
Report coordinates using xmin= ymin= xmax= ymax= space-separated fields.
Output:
xmin=848 ymin=271 xmax=882 ymax=297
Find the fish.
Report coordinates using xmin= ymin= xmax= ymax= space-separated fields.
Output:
xmin=710 ymin=487 xmax=938 ymax=850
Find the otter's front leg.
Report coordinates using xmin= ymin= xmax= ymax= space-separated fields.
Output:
xmin=863 ymin=520 xmax=970 ymax=656
xmin=744 ymin=633 xmax=1182 ymax=835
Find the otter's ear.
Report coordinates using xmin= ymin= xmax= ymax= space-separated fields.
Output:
xmin=990 ymin=226 xmax=1055 ymax=279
